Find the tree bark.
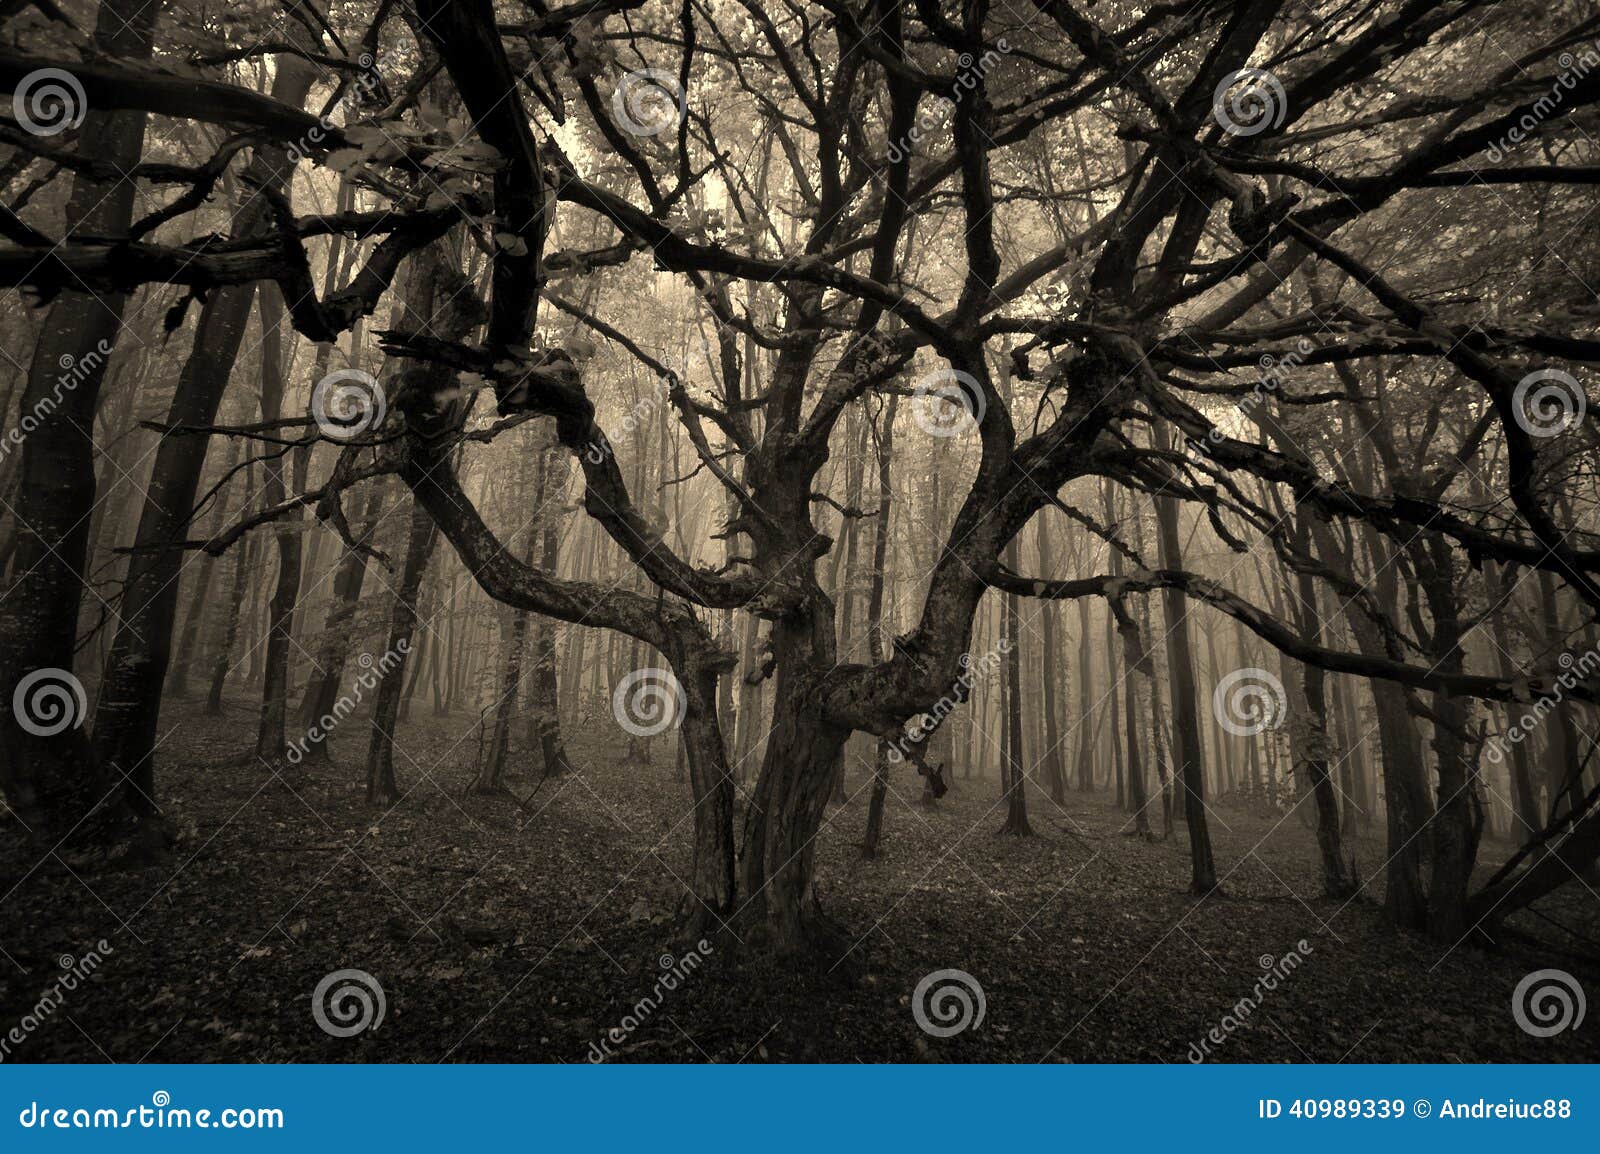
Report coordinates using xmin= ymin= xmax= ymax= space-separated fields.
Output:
xmin=0 ymin=0 xmax=157 ymax=838
xmin=861 ymin=396 xmax=898 ymax=857
xmin=168 ymin=438 xmax=243 ymax=697
xmin=297 ymin=484 xmax=387 ymax=756
xmin=1154 ymin=426 xmax=1217 ymax=893
xmin=1289 ymin=513 xmax=1353 ymax=896
xmin=366 ymin=492 xmax=438 ymax=803
xmin=206 ymin=463 xmax=257 ymax=713
xmin=253 ymin=283 xmax=304 ymax=762
xmin=93 ymin=49 xmax=316 ymax=820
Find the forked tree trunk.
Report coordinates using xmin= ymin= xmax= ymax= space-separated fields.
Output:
xmin=362 ymin=243 xmax=476 ymax=802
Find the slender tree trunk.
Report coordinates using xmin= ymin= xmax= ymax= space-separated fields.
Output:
xmin=1537 ymin=568 xmax=1584 ymax=820
xmin=828 ymin=407 xmax=869 ymax=804
xmin=998 ymin=539 xmax=1032 ymax=835
xmin=297 ymin=485 xmax=387 ymax=756
xmin=206 ymin=464 xmax=257 ymax=714
xmin=93 ymin=51 xmax=317 ymax=817
xmin=1155 ymin=426 xmax=1216 ymax=893
xmin=254 ymin=284 xmax=304 ymax=762
xmin=1486 ymin=563 xmax=1538 ymax=833
xmin=476 ymin=603 xmax=528 ymax=793
xmin=1034 ymin=517 xmax=1068 ymax=804
xmin=366 ymin=494 xmax=438 ymax=803
xmin=1417 ymin=536 xmax=1481 ymax=941
xmin=169 ymin=439 xmax=243 ymax=696
xmin=532 ymin=434 xmax=575 ymax=776
xmin=1290 ymin=513 xmax=1353 ymax=895
xmin=862 ymin=395 xmax=897 ymax=857
xmin=1073 ymin=596 xmax=1095 ymax=791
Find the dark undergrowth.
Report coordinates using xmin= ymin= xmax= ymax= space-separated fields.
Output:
xmin=1 ymin=695 xmax=1596 ymax=1063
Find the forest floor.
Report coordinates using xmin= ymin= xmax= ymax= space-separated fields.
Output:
xmin=2 ymin=695 xmax=1597 ymax=1063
